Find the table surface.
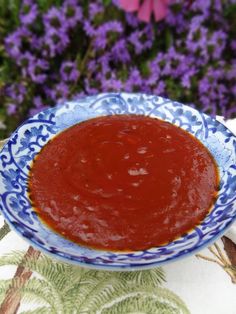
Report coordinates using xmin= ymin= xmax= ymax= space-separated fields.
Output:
xmin=0 ymin=117 xmax=235 ymax=314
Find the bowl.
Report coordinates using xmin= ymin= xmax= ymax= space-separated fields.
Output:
xmin=0 ymin=92 xmax=235 ymax=270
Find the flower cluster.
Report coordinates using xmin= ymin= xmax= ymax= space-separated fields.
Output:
xmin=0 ymin=0 xmax=235 ymax=136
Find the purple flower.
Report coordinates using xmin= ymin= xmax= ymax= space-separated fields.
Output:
xmin=1 ymin=0 xmax=235 ymax=121
xmin=188 ymin=15 xmax=205 ymax=32
xmin=5 ymin=33 xmax=21 ymax=58
xmin=146 ymin=68 xmax=161 ymax=86
xmin=83 ymin=20 xmax=96 ymax=37
xmin=72 ymin=91 xmax=86 ymax=100
xmin=49 ymin=82 xmax=70 ymax=102
xmin=98 ymin=20 xmax=123 ymax=35
xmin=44 ymin=27 xmax=70 ymax=57
xmin=166 ymin=2 xmax=189 ymax=33
xmin=125 ymin=68 xmax=143 ymax=91
xmin=181 ymin=69 xmax=196 ymax=88
xmin=20 ymin=0 xmax=38 ymax=25
xmin=43 ymin=7 xmax=65 ymax=30
xmin=4 ymin=27 xmax=31 ymax=58
xmin=225 ymin=106 xmax=236 ymax=119
xmin=199 ymin=77 xmax=211 ymax=94
xmin=231 ymin=40 xmax=236 ymax=51
xmin=186 ymin=26 xmax=210 ymax=65
xmin=153 ymin=81 xmax=166 ymax=95
xmin=29 ymin=96 xmax=48 ymax=116
xmin=125 ymin=13 xmax=140 ymax=27
xmin=191 ymin=0 xmax=211 ymax=17
xmin=7 ymin=103 xmax=17 ymax=115
xmin=101 ymin=72 xmax=123 ymax=92
xmin=83 ymin=78 xmax=98 ymax=95
xmin=112 ymin=0 xmax=119 ymax=6
xmin=197 ymin=65 xmax=231 ymax=117
xmin=17 ymin=52 xmax=49 ymax=83
xmin=33 ymin=96 xmax=43 ymax=108
xmin=112 ymin=39 xmax=130 ymax=63
xmin=209 ymin=30 xmax=227 ymax=59
xmin=213 ymin=0 xmax=222 ymax=12
xmin=88 ymin=60 xmax=97 ymax=72
xmin=93 ymin=36 xmax=107 ymax=50
xmin=187 ymin=26 xmax=208 ymax=53
xmin=28 ymin=59 xmax=49 ymax=84
xmin=30 ymin=35 xmax=43 ymax=51
xmin=128 ymin=25 xmax=154 ymax=55
xmin=93 ymin=21 xmax=123 ymax=50
xmin=60 ymin=61 xmax=80 ymax=82
xmin=201 ymin=103 xmax=217 ymax=117
xmin=89 ymin=3 xmax=104 ymax=20
xmin=226 ymin=60 xmax=236 ymax=80
xmin=5 ymin=83 xmax=26 ymax=103
xmin=63 ymin=0 xmax=82 ymax=28
xmin=98 ymin=54 xmax=111 ymax=75
xmin=17 ymin=51 xmax=35 ymax=76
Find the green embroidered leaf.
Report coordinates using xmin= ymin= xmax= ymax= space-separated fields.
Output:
xmin=101 ymin=295 xmax=181 ymax=314
xmin=20 ymin=307 xmax=52 ymax=314
xmin=78 ymin=284 xmax=190 ymax=314
xmin=103 ymin=289 xmax=190 ymax=313
xmin=0 ymin=251 xmax=190 ymax=314
xmin=0 ymin=251 xmax=26 ymax=266
xmin=117 ymin=268 xmax=166 ymax=286
xmin=21 ymin=278 xmax=63 ymax=313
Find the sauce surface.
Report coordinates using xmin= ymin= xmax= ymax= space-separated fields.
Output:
xmin=29 ymin=115 xmax=219 ymax=251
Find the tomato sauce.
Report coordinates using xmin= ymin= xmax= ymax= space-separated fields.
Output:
xmin=29 ymin=115 xmax=219 ymax=251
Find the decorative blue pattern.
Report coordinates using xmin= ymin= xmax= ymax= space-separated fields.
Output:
xmin=0 ymin=93 xmax=235 ymax=270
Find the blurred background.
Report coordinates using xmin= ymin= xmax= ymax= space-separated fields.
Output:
xmin=0 ymin=0 xmax=235 ymax=138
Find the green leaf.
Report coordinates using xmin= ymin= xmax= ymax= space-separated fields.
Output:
xmin=0 ymin=0 xmax=21 ymax=26
xmin=102 ymin=295 xmax=181 ymax=314
xmin=37 ymin=0 xmax=63 ymax=12
xmin=224 ymin=4 xmax=236 ymax=17
xmin=77 ymin=269 xmax=166 ymax=314
xmin=22 ymin=278 xmax=63 ymax=313
xmin=170 ymin=3 xmax=182 ymax=14
xmin=0 ymin=278 xmax=12 ymax=295
xmin=0 ymin=251 xmax=25 ymax=267
xmin=165 ymin=28 xmax=173 ymax=50
xmin=20 ymin=307 xmax=52 ymax=314
xmin=117 ymin=268 xmax=166 ymax=286
xmin=0 ymin=251 xmax=190 ymax=314
xmin=102 ymin=0 xmax=112 ymax=6
xmin=80 ymin=286 xmax=190 ymax=314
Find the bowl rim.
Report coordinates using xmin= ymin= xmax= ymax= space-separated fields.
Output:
xmin=0 ymin=92 xmax=236 ymax=270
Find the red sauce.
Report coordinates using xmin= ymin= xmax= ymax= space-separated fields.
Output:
xmin=29 ymin=115 xmax=219 ymax=251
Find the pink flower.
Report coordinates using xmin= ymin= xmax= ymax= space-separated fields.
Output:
xmin=119 ymin=0 xmax=170 ymax=23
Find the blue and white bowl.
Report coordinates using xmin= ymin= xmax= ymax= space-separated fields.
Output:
xmin=0 ymin=93 xmax=236 ymax=270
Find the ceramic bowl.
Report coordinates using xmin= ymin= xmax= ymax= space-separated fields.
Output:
xmin=0 ymin=93 xmax=236 ymax=270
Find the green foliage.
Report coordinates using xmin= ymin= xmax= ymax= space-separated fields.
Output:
xmin=37 ymin=0 xmax=63 ymax=11
xmin=102 ymin=0 xmax=112 ymax=5
xmin=100 ymin=288 xmax=190 ymax=314
xmin=21 ymin=308 xmax=51 ymax=314
xmin=0 ymin=250 xmax=190 ymax=313
xmin=0 ymin=0 xmax=21 ymax=30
